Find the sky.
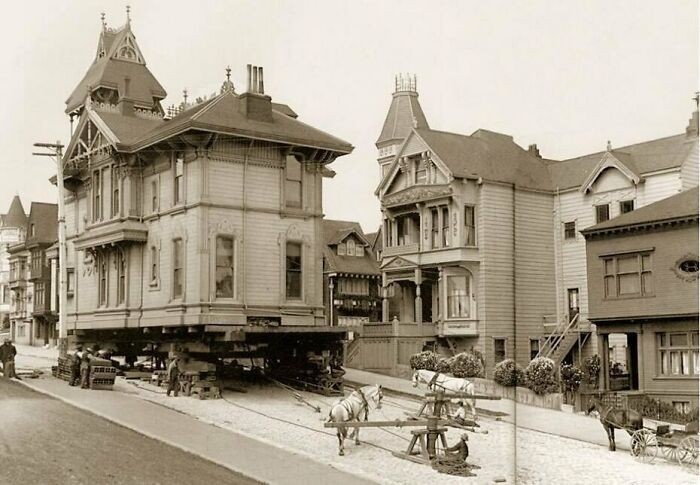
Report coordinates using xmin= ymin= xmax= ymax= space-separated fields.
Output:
xmin=1 ymin=0 xmax=697 ymax=232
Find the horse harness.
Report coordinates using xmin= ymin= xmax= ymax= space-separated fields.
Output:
xmin=340 ymin=388 xmax=370 ymax=421
xmin=428 ymin=372 xmax=440 ymax=391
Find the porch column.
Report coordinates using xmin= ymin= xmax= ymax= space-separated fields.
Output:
xmin=381 ymin=272 xmax=389 ymax=322
xmin=597 ymin=333 xmax=609 ymax=391
xmin=636 ymin=329 xmax=644 ymax=392
xmin=414 ymin=268 xmax=423 ymax=325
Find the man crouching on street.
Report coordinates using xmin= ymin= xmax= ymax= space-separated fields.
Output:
xmin=444 ymin=433 xmax=469 ymax=462
xmin=0 ymin=338 xmax=20 ymax=379
xmin=166 ymin=357 xmax=181 ymax=397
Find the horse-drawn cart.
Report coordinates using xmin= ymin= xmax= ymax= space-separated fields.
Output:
xmin=630 ymin=420 xmax=699 ymax=468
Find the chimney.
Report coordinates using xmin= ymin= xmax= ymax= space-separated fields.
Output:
xmin=528 ymin=144 xmax=541 ymax=158
xmin=119 ymin=76 xmax=134 ymax=116
xmin=686 ymin=110 xmax=699 ymax=137
xmin=240 ymin=64 xmax=273 ymax=122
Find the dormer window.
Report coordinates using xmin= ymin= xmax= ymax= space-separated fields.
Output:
xmin=337 ymin=243 xmax=346 ymax=256
xmin=347 ymin=239 xmax=355 ymax=256
xmin=355 ymin=244 xmax=364 ymax=257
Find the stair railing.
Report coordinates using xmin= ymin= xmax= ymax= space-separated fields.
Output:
xmin=536 ymin=312 xmax=580 ymax=360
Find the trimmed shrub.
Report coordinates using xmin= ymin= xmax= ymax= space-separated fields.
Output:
xmin=583 ymin=355 xmax=601 ymax=386
xmin=493 ymin=359 xmax=524 ymax=387
xmin=450 ymin=352 xmax=484 ymax=378
xmin=436 ymin=357 xmax=454 ymax=374
xmin=409 ymin=351 xmax=440 ymax=371
xmin=632 ymin=396 xmax=699 ymax=425
xmin=560 ymin=363 xmax=583 ymax=400
xmin=524 ymin=357 xmax=558 ymax=395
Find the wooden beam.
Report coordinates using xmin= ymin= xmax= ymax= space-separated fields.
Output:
xmin=324 ymin=419 xmax=449 ymax=429
xmin=424 ymin=392 xmax=501 ymax=400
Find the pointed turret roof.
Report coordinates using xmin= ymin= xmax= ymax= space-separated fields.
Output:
xmin=2 ymin=196 xmax=28 ymax=228
xmin=376 ymin=74 xmax=429 ymax=147
xmin=65 ymin=14 xmax=166 ymax=115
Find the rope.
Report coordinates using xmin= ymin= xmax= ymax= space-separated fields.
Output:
xmin=431 ymin=457 xmax=480 ymax=477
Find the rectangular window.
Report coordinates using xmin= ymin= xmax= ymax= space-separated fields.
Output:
xmin=355 ymin=245 xmax=364 ymax=257
xmin=112 ymin=174 xmax=120 ymax=217
xmin=564 ymin=221 xmax=576 ymax=240
xmin=173 ymin=239 xmax=183 ymax=298
xmin=35 ymin=282 xmax=44 ymax=309
xmin=174 ymin=155 xmax=184 ymax=205
xmin=1 ymin=286 xmax=7 ymax=304
xmin=415 ymin=162 xmax=427 ymax=184
xmin=285 ymin=155 xmax=302 ymax=208
xmin=603 ymin=252 xmax=653 ymax=298
xmin=446 ymin=275 xmax=469 ymax=318
xmin=215 ymin=236 xmax=234 ymax=298
xmin=117 ymin=252 xmax=126 ymax=304
xmin=595 ymin=204 xmax=610 ymax=223
xmin=442 ymin=207 xmax=450 ymax=247
xmin=620 ymin=200 xmax=634 ymax=214
xmin=151 ymin=180 xmax=158 ymax=213
xmin=658 ymin=331 xmax=699 ymax=376
xmin=673 ymin=401 xmax=691 ymax=414
xmin=286 ymin=242 xmax=302 ymax=299
xmin=494 ymin=338 xmax=506 ymax=364
xmin=150 ymin=246 xmax=158 ymax=284
xmin=93 ymin=170 xmax=102 ymax=221
xmin=530 ymin=339 xmax=540 ymax=360
xmin=66 ymin=268 xmax=75 ymax=294
xmin=98 ymin=255 xmax=108 ymax=306
xmin=431 ymin=208 xmax=439 ymax=248
xmin=464 ymin=206 xmax=476 ymax=246
xmin=337 ymin=243 xmax=346 ymax=256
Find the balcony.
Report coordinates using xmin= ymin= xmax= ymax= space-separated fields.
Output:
xmin=383 ymin=242 xmax=420 ymax=257
xmin=29 ymin=264 xmax=49 ymax=281
xmin=74 ymin=219 xmax=148 ymax=251
xmin=438 ymin=319 xmax=479 ymax=337
xmin=8 ymin=272 xmax=26 ymax=289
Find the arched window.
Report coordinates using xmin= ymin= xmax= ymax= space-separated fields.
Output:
xmin=346 ymin=239 xmax=355 ymax=256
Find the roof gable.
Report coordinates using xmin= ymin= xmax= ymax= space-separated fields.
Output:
xmin=64 ymin=110 xmax=119 ymax=164
xmin=580 ymin=150 xmax=641 ymax=194
xmin=2 ymin=196 xmax=27 ymax=228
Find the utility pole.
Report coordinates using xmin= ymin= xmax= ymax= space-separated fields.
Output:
xmin=32 ymin=141 xmax=67 ymax=357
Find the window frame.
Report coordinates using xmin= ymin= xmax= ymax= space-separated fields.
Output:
xmin=595 ymin=203 xmax=610 ymax=224
xmin=284 ymin=154 xmax=303 ymax=209
xmin=657 ymin=331 xmax=699 ymax=377
xmin=563 ymin=221 xmax=576 ymax=240
xmin=619 ymin=199 xmax=635 ymax=214
xmin=214 ymin=234 xmax=235 ymax=300
xmin=172 ymin=238 xmax=184 ymax=300
xmin=530 ymin=338 xmax=540 ymax=360
xmin=285 ymin=241 xmax=303 ymax=301
xmin=494 ymin=337 xmax=506 ymax=364
xmin=149 ymin=245 xmax=159 ymax=288
xmin=602 ymin=252 xmax=653 ymax=299
xmin=445 ymin=273 xmax=470 ymax=319
xmin=116 ymin=251 xmax=126 ymax=305
xmin=66 ymin=268 xmax=75 ymax=296
xmin=98 ymin=253 xmax=108 ymax=307
xmin=464 ymin=205 xmax=476 ymax=247
xmin=441 ymin=207 xmax=450 ymax=247
xmin=112 ymin=172 xmax=121 ymax=218
xmin=174 ymin=154 xmax=185 ymax=206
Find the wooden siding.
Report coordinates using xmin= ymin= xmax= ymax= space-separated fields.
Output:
xmin=514 ymin=190 xmax=556 ymax=365
xmin=587 ymin=224 xmax=699 ymax=320
xmin=479 ymin=183 xmax=515 ymax=371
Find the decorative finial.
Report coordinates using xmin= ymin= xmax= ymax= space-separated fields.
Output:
xmin=606 ymin=140 xmax=612 ymax=151
xmin=226 ymin=66 xmax=231 ymax=82
xmin=693 ymin=91 xmax=699 ymax=111
xmin=126 ymin=5 xmax=131 ymax=24
xmin=183 ymin=88 xmax=188 ymax=105
xmin=101 ymin=12 xmax=106 ymax=30
xmin=221 ymin=66 xmax=235 ymax=94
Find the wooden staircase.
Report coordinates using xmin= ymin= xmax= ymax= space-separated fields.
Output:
xmin=536 ymin=313 xmax=590 ymax=366
xmin=344 ymin=336 xmax=362 ymax=367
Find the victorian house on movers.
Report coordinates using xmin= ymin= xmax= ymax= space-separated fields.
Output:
xmin=347 ymin=74 xmax=699 ymax=408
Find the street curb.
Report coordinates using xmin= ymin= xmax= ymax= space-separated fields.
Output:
xmin=16 ymin=377 xmax=266 ymax=485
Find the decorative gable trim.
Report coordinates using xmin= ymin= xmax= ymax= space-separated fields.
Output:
xmin=375 ymin=129 xmax=453 ymax=198
xmin=580 ymin=151 xmax=641 ymax=194
xmin=380 ymin=255 xmax=417 ymax=270
xmin=64 ymin=110 xmax=119 ymax=166
xmin=110 ymin=30 xmax=146 ymax=64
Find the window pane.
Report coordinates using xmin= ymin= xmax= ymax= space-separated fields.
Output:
xmin=660 ymin=350 xmax=668 ymax=374
xmin=285 ymin=180 xmax=302 ymax=207
xmin=617 ymin=255 xmax=639 ymax=273
xmin=355 ymin=245 xmax=363 ymax=257
xmin=596 ymin=204 xmax=610 ymax=223
xmin=692 ymin=332 xmax=699 ymax=347
xmin=347 ymin=239 xmax=355 ymax=254
xmin=659 ymin=333 xmax=666 ymax=347
xmin=337 ymin=243 xmax=346 ymax=255
xmin=447 ymin=275 xmax=469 ymax=318
xmin=604 ymin=259 xmax=614 ymax=275
xmin=618 ymin=274 xmax=640 ymax=295
xmin=641 ymin=272 xmax=653 ymax=295
xmin=681 ymin=351 xmax=690 ymax=375
xmin=670 ymin=333 xmax=688 ymax=347
xmin=641 ymin=254 xmax=651 ymax=271
xmin=286 ymin=242 xmax=302 ymax=299
xmin=692 ymin=351 xmax=698 ymax=375
xmin=286 ymin=156 xmax=301 ymax=181
xmin=216 ymin=236 xmax=234 ymax=298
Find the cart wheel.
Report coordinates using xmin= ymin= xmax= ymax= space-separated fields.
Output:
xmin=661 ymin=443 xmax=679 ymax=463
xmin=630 ymin=429 xmax=658 ymax=463
xmin=676 ymin=436 xmax=699 ymax=469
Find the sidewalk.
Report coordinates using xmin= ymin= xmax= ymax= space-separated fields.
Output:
xmin=18 ymin=375 xmax=374 ymax=485
xmin=344 ymin=368 xmax=632 ymax=451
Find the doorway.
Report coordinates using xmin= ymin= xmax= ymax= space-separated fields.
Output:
xmin=567 ymin=288 xmax=580 ymax=321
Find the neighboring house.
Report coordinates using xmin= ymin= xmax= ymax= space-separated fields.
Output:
xmin=56 ymin=15 xmax=352 ymax=358
xmin=8 ymin=203 xmax=58 ymax=346
xmin=0 ymin=196 xmax=28 ymax=331
xmin=322 ymin=219 xmax=381 ymax=327
xmin=365 ymin=75 xmax=699 ymax=376
xmin=582 ymin=187 xmax=699 ymax=408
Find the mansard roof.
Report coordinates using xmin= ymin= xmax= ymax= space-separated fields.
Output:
xmin=548 ymin=133 xmax=694 ymax=191
xmin=582 ymin=187 xmax=699 ymax=235
xmin=94 ymin=90 xmax=352 ymax=154
xmin=376 ymin=89 xmax=429 ymax=147
xmin=413 ymin=127 xmax=553 ymax=191
xmin=25 ymin=203 xmax=58 ymax=246
xmin=65 ymin=23 xmax=166 ymax=114
xmin=2 ymin=196 xmax=28 ymax=228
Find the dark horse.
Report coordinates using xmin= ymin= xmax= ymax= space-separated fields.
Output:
xmin=587 ymin=398 xmax=643 ymax=451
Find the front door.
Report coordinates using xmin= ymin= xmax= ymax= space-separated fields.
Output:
xmin=567 ymin=288 xmax=580 ymax=321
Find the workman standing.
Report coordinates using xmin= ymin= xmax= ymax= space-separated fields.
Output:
xmin=444 ymin=433 xmax=469 ymax=462
xmin=166 ymin=357 xmax=181 ymax=397
xmin=80 ymin=348 xmax=92 ymax=389
xmin=69 ymin=348 xmax=82 ymax=386
xmin=0 ymin=338 xmax=19 ymax=379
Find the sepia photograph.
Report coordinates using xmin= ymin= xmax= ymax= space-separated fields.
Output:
xmin=0 ymin=1 xmax=698 ymax=484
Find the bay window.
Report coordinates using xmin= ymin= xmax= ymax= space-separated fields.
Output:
xmin=215 ymin=236 xmax=234 ymax=298
xmin=447 ymin=274 xmax=470 ymax=318
xmin=658 ymin=332 xmax=699 ymax=376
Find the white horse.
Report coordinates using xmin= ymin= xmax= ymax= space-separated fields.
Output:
xmin=411 ymin=369 xmax=476 ymax=416
xmin=328 ymin=384 xmax=383 ymax=456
